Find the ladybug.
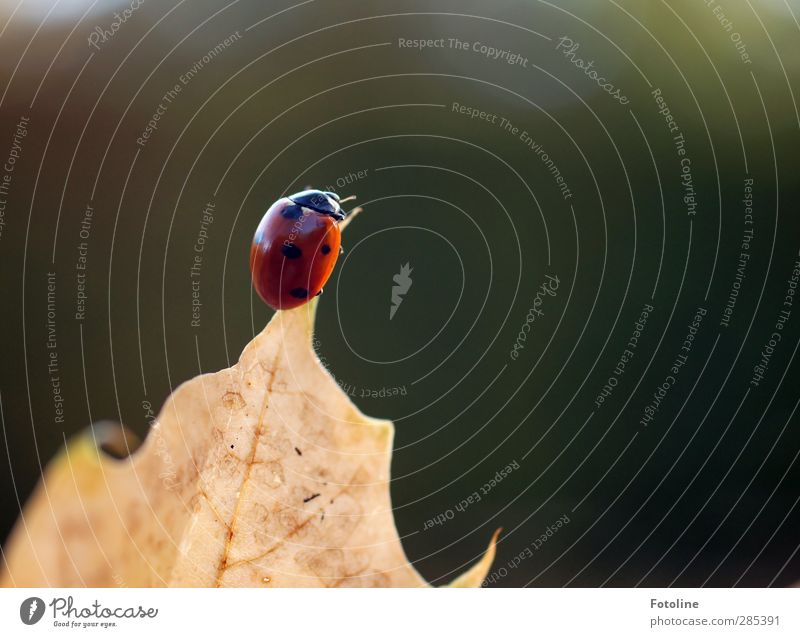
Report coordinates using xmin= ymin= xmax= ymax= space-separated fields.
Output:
xmin=250 ymin=189 xmax=349 ymax=310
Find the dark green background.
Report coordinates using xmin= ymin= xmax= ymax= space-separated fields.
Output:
xmin=1 ymin=0 xmax=799 ymax=586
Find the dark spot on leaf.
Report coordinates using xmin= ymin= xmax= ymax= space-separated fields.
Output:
xmin=222 ymin=391 xmax=246 ymax=411
xmin=303 ymin=493 xmax=321 ymax=503
xmin=294 ymin=447 xmax=302 ymax=456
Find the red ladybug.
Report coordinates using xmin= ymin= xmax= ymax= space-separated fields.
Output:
xmin=250 ymin=189 xmax=348 ymax=310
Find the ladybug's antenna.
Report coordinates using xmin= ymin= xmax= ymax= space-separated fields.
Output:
xmin=339 ymin=205 xmax=362 ymax=231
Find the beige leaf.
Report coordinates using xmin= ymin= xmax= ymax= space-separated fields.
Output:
xmin=1 ymin=301 xmax=497 ymax=587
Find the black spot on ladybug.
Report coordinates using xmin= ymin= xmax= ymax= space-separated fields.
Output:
xmin=281 ymin=243 xmax=302 ymax=259
xmin=281 ymin=205 xmax=303 ymax=220
xmin=289 ymin=287 xmax=308 ymax=299
xmin=321 ymin=244 xmax=331 ymax=255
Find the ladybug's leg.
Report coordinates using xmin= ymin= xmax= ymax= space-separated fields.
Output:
xmin=315 ymin=289 xmax=323 ymax=297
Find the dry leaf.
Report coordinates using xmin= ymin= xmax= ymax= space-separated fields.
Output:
xmin=1 ymin=301 xmax=497 ymax=587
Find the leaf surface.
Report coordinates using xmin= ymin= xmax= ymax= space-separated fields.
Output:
xmin=1 ymin=302 xmax=496 ymax=587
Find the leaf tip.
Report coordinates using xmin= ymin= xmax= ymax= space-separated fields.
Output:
xmin=445 ymin=527 xmax=501 ymax=588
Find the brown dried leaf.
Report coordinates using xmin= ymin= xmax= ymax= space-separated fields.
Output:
xmin=1 ymin=302 xmax=496 ymax=587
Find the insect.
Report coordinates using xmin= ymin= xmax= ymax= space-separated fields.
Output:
xmin=250 ymin=189 xmax=352 ymax=310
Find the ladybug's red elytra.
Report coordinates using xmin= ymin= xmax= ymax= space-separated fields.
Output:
xmin=250 ymin=189 xmax=348 ymax=310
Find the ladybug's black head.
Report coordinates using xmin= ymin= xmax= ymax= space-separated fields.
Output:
xmin=289 ymin=189 xmax=344 ymax=221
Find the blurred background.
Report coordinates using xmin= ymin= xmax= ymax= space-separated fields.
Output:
xmin=1 ymin=0 xmax=799 ymax=586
